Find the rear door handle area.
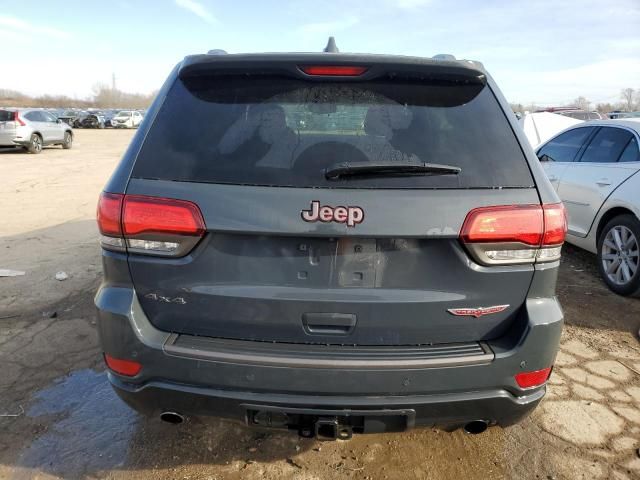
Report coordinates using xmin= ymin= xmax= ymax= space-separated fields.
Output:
xmin=596 ymin=178 xmax=612 ymax=186
xmin=302 ymin=313 xmax=357 ymax=336
xmin=548 ymin=175 xmax=558 ymax=182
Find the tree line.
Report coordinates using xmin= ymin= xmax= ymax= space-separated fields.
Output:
xmin=511 ymin=88 xmax=639 ymax=115
xmin=0 ymin=84 xmax=158 ymax=110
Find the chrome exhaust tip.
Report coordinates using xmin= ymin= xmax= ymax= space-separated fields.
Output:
xmin=160 ymin=411 xmax=184 ymax=424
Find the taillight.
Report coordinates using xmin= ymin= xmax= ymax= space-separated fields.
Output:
xmin=97 ymin=192 xmax=205 ymax=257
xmin=460 ymin=203 xmax=566 ymax=265
xmin=104 ymin=354 xmax=142 ymax=377
xmin=97 ymin=192 xmax=124 ymax=249
xmin=299 ymin=65 xmax=368 ymax=76
xmin=515 ymin=367 xmax=552 ymax=389
xmin=14 ymin=111 xmax=26 ymax=126
xmin=542 ymin=203 xmax=567 ymax=245
xmin=123 ymin=196 xmax=205 ymax=236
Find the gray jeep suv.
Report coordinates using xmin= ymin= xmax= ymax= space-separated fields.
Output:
xmin=95 ymin=45 xmax=566 ymax=438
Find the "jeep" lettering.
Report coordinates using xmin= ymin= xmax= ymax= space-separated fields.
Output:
xmin=301 ymin=201 xmax=364 ymax=228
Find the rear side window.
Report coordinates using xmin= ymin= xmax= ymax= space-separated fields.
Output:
xmin=618 ymin=137 xmax=639 ymax=163
xmin=538 ymin=127 xmax=594 ymax=163
xmin=133 ymin=75 xmax=534 ymax=189
xmin=24 ymin=111 xmax=42 ymax=122
xmin=580 ymin=127 xmax=633 ymax=163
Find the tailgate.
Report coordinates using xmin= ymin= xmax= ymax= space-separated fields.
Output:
xmin=122 ymin=58 xmax=539 ymax=346
xmin=125 ymin=181 xmax=539 ymax=345
xmin=0 ymin=110 xmax=17 ymax=144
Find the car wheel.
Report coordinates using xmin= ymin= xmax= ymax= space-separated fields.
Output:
xmin=62 ymin=131 xmax=73 ymax=149
xmin=597 ymin=214 xmax=640 ymax=297
xmin=27 ymin=133 xmax=43 ymax=154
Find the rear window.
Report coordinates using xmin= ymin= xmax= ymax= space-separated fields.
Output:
xmin=0 ymin=110 xmax=14 ymax=122
xmin=133 ymin=75 xmax=534 ymax=189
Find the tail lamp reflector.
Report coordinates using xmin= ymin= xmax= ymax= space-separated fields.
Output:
xmin=461 ymin=203 xmax=567 ymax=265
xmin=97 ymin=192 xmax=205 ymax=256
xmin=515 ymin=367 xmax=552 ymax=388
xmin=104 ymin=354 xmax=142 ymax=377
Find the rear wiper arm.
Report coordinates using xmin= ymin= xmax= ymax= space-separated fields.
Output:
xmin=325 ymin=161 xmax=461 ymax=180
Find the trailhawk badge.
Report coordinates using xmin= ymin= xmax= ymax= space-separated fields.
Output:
xmin=301 ymin=201 xmax=364 ymax=228
xmin=447 ymin=305 xmax=509 ymax=318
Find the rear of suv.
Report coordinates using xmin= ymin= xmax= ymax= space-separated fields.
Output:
xmin=0 ymin=108 xmax=73 ymax=153
xmin=95 ymin=45 xmax=566 ymax=438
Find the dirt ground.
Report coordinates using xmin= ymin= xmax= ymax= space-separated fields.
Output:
xmin=0 ymin=129 xmax=639 ymax=480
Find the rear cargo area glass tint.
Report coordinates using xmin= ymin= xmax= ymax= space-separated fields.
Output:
xmin=132 ymin=76 xmax=533 ymax=189
xmin=0 ymin=110 xmax=15 ymax=122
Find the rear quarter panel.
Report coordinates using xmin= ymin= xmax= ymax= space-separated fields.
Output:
xmin=568 ymin=170 xmax=640 ymax=253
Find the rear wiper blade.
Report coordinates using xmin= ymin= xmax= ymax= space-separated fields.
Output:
xmin=325 ymin=161 xmax=461 ymax=180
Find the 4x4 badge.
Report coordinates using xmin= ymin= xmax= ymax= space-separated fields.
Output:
xmin=447 ymin=305 xmax=509 ymax=318
xmin=301 ymin=200 xmax=364 ymax=227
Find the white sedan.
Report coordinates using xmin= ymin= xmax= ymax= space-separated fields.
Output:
xmin=536 ymin=119 xmax=640 ymax=296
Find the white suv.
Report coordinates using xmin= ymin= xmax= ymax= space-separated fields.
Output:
xmin=111 ymin=111 xmax=143 ymax=129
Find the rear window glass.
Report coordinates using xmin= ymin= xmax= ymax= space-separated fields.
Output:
xmin=133 ymin=75 xmax=534 ymax=189
xmin=0 ymin=110 xmax=14 ymax=122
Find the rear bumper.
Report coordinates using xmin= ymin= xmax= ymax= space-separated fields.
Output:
xmin=0 ymin=137 xmax=25 ymax=147
xmin=95 ymin=259 xmax=563 ymax=431
xmin=0 ymin=126 xmax=32 ymax=146
xmin=110 ymin=373 xmax=544 ymax=430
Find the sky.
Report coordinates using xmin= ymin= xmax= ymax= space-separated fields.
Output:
xmin=0 ymin=0 xmax=639 ymax=105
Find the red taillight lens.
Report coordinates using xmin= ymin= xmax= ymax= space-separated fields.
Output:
xmin=461 ymin=205 xmax=544 ymax=246
xmin=104 ymin=354 xmax=142 ymax=377
xmin=97 ymin=192 xmax=206 ymax=256
xmin=515 ymin=367 xmax=552 ymax=388
xmin=14 ymin=111 xmax=26 ymax=126
xmin=97 ymin=192 xmax=124 ymax=236
xmin=460 ymin=204 xmax=566 ymax=265
xmin=299 ymin=65 xmax=368 ymax=76
xmin=542 ymin=203 xmax=567 ymax=245
xmin=123 ymin=195 xmax=205 ymax=237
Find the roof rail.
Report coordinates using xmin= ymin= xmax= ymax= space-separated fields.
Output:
xmin=432 ymin=54 xmax=456 ymax=61
xmin=207 ymin=49 xmax=228 ymax=55
xmin=323 ymin=37 xmax=339 ymax=53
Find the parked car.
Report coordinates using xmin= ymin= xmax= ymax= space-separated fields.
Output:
xmin=102 ymin=111 xmax=117 ymax=128
xmin=0 ymin=108 xmax=73 ymax=153
xmin=609 ymin=111 xmax=640 ymax=120
xmin=519 ymin=111 xmax=583 ymax=149
xmin=557 ymin=110 xmax=605 ymax=121
xmin=95 ymin=45 xmax=566 ymax=438
xmin=73 ymin=111 xmax=91 ymax=128
xmin=111 ymin=110 xmax=143 ymax=128
xmin=81 ymin=113 xmax=106 ymax=129
xmin=536 ymin=107 xmax=604 ymax=121
xmin=57 ymin=110 xmax=81 ymax=127
xmin=537 ymin=120 xmax=640 ymax=296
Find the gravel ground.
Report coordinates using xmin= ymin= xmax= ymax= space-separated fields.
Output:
xmin=0 ymin=130 xmax=639 ymax=480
